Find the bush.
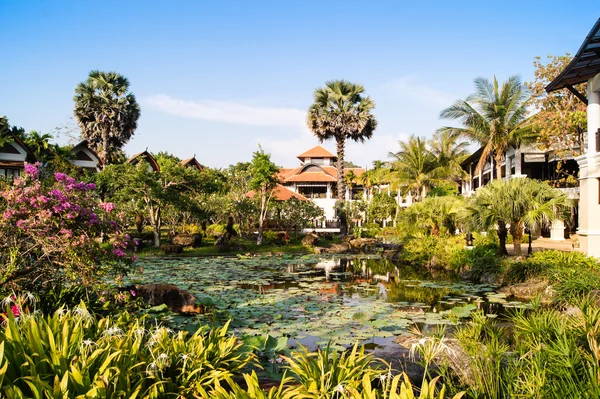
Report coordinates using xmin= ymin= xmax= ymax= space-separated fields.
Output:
xmin=206 ymin=223 xmax=226 ymax=237
xmin=0 ymin=165 xmax=134 ymax=292
xmin=503 ymin=250 xmax=600 ymax=302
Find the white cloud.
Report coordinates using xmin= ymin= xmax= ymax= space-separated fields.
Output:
xmin=144 ymin=94 xmax=307 ymax=128
xmin=386 ymin=76 xmax=456 ymax=108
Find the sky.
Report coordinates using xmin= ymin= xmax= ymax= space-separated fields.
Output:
xmin=1 ymin=1 xmax=598 ymax=169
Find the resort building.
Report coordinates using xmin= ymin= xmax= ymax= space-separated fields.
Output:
xmin=70 ymin=140 xmax=102 ymax=172
xmin=127 ymin=150 xmax=160 ymax=173
xmin=0 ymin=134 xmax=35 ymax=179
xmin=278 ymin=145 xmax=365 ymax=223
xmin=546 ymin=18 xmax=600 ymax=257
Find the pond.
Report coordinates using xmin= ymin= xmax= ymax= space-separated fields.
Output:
xmin=128 ymin=255 xmax=527 ymax=352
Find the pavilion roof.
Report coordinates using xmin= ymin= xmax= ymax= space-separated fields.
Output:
xmin=297 ymin=145 xmax=336 ymax=160
xmin=546 ymin=18 xmax=600 ymax=100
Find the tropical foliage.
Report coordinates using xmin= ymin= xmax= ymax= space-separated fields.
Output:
xmin=439 ymin=75 xmax=533 ymax=178
xmin=468 ymin=178 xmax=571 ymax=255
xmin=249 ymin=148 xmax=280 ymax=245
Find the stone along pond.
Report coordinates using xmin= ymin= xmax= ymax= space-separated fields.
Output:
xmin=128 ymin=255 xmax=527 ymax=356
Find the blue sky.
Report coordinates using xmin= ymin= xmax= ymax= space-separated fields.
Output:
xmin=1 ymin=1 xmax=598 ymax=168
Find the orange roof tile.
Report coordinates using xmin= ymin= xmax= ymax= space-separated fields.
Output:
xmin=245 ymin=184 xmax=310 ymax=201
xmin=284 ymin=173 xmax=337 ymax=183
xmin=297 ymin=145 xmax=336 ymax=160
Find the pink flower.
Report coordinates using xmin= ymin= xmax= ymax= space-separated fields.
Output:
xmin=113 ymin=248 xmax=126 ymax=257
xmin=130 ymin=290 xmax=136 ymax=297
xmin=54 ymin=172 xmax=67 ymax=181
xmin=24 ymin=163 xmax=39 ymax=179
xmin=98 ymin=202 xmax=115 ymax=213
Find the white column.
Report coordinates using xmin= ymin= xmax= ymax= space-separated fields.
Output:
xmin=589 ymin=77 xmax=600 ymax=153
xmin=550 ymin=219 xmax=565 ymax=241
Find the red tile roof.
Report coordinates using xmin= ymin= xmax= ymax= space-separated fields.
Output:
xmin=245 ymin=184 xmax=310 ymax=201
xmin=297 ymin=145 xmax=336 ymax=160
xmin=284 ymin=173 xmax=337 ymax=183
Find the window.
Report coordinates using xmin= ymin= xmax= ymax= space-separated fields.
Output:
xmin=509 ymin=156 xmax=515 ymax=175
xmin=298 ymin=185 xmax=327 ymax=198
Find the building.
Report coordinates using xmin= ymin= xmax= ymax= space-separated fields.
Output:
xmin=70 ymin=140 xmax=102 ymax=172
xmin=0 ymin=134 xmax=35 ymax=179
xmin=278 ymin=145 xmax=365 ymax=222
xmin=546 ymin=18 xmax=600 ymax=257
xmin=127 ymin=150 xmax=160 ymax=173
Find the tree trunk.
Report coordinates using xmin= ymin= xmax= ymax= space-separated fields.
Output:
xmin=257 ymin=188 xmax=266 ymax=245
xmin=148 ymin=204 xmax=161 ymax=247
xmin=497 ymin=222 xmax=508 ymax=256
xmin=393 ymin=189 xmax=400 ymax=227
xmin=495 ymin=153 xmax=504 ymax=181
xmin=336 ymin=135 xmax=348 ymax=235
xmin=101 ymin=129 xmax=109 ymax=167
xmin=511 ymin=222 xmax=524 ymax=256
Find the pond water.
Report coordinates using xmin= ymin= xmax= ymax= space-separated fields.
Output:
xmin=129 ymin=255 xmax=527 ymax=352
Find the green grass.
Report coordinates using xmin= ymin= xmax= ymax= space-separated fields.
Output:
xmin=135 ymin=236 xmax=312 ymax=258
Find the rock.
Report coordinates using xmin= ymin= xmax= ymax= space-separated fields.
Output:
xmin=376 ymin=242 xmax=403 ymax=251
xmin=349 ymin=238 xmax=377 ymax=250
xmin=302 ymin=233 xmax=319 ymax=246
xmin=172 ymin=233 xmax=202 ymax=248
xmin=499 ymin=279 xmax=553 ymax=301
xmin=325 ymin=243 xmax=351 ymax=254
xmin=125 ymin=283 xmax=208 ymax=314
xmin=161 ymin=244 xmax=183 ymax=254
xmin=395 ymin=335 xmax=475 ymax=386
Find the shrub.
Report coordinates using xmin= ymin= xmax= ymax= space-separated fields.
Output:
xmin=0 ymin=165 xmax=134 ymax=292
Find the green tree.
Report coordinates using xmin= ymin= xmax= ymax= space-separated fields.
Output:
xmin=367 ymin=193 xmax=396 ymax=225
xmin=429 ymin=130 xmax=469 ymax=182
xmin=249 ymin=148 xmax=279 ymax=245
xmin=402 ymin=196 xmax=465 ymax=236
xmin=24 ymin=131 xmax=54 ymax=164
xmin=387 ymin=136 xmax=440 ymax=201
xmin=74 ymin=70 xmax=140 ymax=165
xmin=271 ymin=198 xmax=324 ymax=232
xmin=469 ymin=178 xmax=571 ymax=255
xmin=307 ymin=80 xmax=377 ymax=234
xmin=439 ymin=76 xmax=533 ymax=178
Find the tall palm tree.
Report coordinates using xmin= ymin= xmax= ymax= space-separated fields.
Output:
xmin=387 ymin=136 xmax=441 ymax=201
xmin=74 ymin=70 xmax=140 ymax=166
xmin=439 ymin=76 xmax=533 ymax=179
xmin=469 ymin=178 xmax=571 ymax=255
xmin=344 ymin=169 xmax=357 ymax=199
xmin=307 ymin=80 xmax=377 ymax=234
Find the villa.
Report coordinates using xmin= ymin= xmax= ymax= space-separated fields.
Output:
xmin=546 ymin=18 xmax=600 ymax=257
xmin=0 ymin=133 xmax=35 ymax=179
xmin=278 ymin=145 xmax=365 ymax=223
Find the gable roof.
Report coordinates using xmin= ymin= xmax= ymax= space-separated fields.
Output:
xmin=72 ymin=140 xmax=102 ymax=166
xmin=0 ymin=133 xmax=36 ymax=163
xmin=181 ymin=156 xmax=203 ymax=170
xmin=297 ymin=145 xmax=336 ymax=160
xmin=127 ymin=150 xmax=160 ymax=172
xmin=546 ymin=18 xmax=600 ymax=94
xmin=279 ymin=164 xmax=365 ymax=183
xmin=245 ymin=184 xmax=310 ymax=201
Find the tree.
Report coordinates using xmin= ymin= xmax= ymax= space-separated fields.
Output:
xmin=439 ymin=76 xmax=533 ymax=178
xmin=307 ymin=80 xmax=377 ymax=234
xmin=24 ymin=131 xmax=54 ymax=164
xmin=469 ymin=178 xmax=571 ymax=255
xmin=526 ymin=54 xmax=587 ymax=157
xmin=249 ymin=148 xmax=279 ymax=245
xmin=74 ymin=70 xmax=140 ymax=166
xmin=429 ymin=130 xmax=469 ymax=181
xmin=402 ymin=196 xmax=465 ymax=237
xmin=387 ymin=136 xmax=440 ymax=201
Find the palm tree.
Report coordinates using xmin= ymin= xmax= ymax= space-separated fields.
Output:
xmin=307 ymin=80 xmax=377 ymax=234
xmin=24 ymin=131 xmax=53 ymax=163
xmin=429 ymin=130 xmax=469 ymax=181
xmin=74 ymin=70 xmax=140 ymax=166
xmin=469 ymin=178 xmax=571 ymax=255
xmin=439 ymin=76 xmax=533 ymax=179
xmin=387 ymin=136 xmax=441 ymax=201
xmin=344 ymin=169 xmax=357 ymax=199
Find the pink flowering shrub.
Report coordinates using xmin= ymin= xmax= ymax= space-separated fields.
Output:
xmin=0 ymin=164 xmax=134 ymax=291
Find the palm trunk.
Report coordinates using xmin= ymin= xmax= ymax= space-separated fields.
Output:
xmin=393 ymin=189 xmax=400 ymax=227
xmin=257 ymin=189 xmax=266 ymax=245
xmin=497 ymin=222 xmax=508 ymax=256
xmin=336 ymin=135 xmax=348 ymax=235
xmin=511 ymin=222 xmax=524 ymax=256
xmin=102 ymin=129 xmax=109 ymax=167
xmin=495 ymin=153 xmax=504 ymax=180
